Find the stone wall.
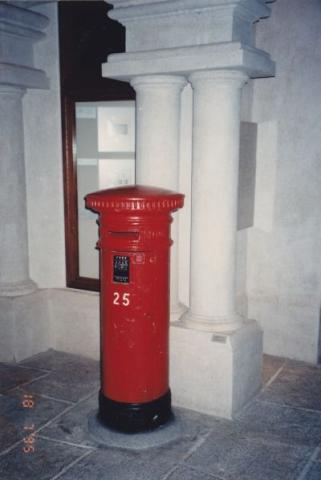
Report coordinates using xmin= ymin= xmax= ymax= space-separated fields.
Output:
xmin=246 ymin=0 xmax=321 ymax=362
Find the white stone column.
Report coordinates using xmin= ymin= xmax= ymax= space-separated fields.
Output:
xmin=130 ymin=75 xmax=186 ymax=319
xmin=0 ymin=86 xmax=37 ymax=296
xmin=183 ymin=70 xmax=248 ymax=332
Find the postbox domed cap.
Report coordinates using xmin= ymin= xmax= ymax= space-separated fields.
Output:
xmin=85 ymin=185 xmax=184 ymax=213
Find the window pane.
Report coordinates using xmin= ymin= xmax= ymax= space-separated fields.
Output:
xmin=75 ymin=101 xmax=136 ymax=279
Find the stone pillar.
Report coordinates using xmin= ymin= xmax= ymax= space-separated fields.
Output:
xmin=102 ymin=0 xmax=275 ymax=418
xmin=0 ymin=86 xmax=37 ymax=296
xmin=0 ymin=3 xmax=48 ymax=298
xmin=130 ymin=75 xmax=186 ymax=319
xmin=183 ymin=70 xmax=248 ymax=332
xmin=0 ymin=3 xmax=49 ymax=362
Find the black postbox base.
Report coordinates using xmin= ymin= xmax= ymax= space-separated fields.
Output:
xmin=98 ymin=389 xmax=173 ymax=434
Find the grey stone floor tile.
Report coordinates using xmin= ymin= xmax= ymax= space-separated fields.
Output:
xmin=0 ymin=436 xmax=89 ymax=480
xmin=40 ymin=393 xmax=98 ymax=447
xmin=19 ymin=367 xmax=100 ymax=403
xmin=301 ymin=448 xmax=321 ymax=480
xmin=185 ymin=426 xmax=312 ymax=480
xmin=166 ymin=465 xmax=222 ymax=480
xmin=237 ymin=399 xmax=321 ymax=446
xmin=304 ymin=461 xmax=321 ymax=479
xmin=0 ymin=389 xmax=71 ymax=453
xmin=57 ymin=441 xmax=194 ymax=480
xmin=20 ymin=349 xmax=99 ymax=374
xmin=176 ymin=405 xmax=226 ymax=431
xmin=262 ymin=354 xmax=286 ymax=385
xmin=19 ymin=349 xmax=100 ymax=402
xmin=0 ymin=363 xmax=48 ymax=393
xmin=260 ymin=363 xmax=321 ymax=411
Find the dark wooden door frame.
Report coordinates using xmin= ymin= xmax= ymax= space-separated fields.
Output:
xmin=59 ymin=1 xmax=135 ymax=291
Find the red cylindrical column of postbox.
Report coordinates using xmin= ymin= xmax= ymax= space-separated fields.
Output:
xmin=85 ymin=185 xmax=184 ymax=433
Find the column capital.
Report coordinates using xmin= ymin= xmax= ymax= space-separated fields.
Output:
xmin=0 ymin=3 xmax=49 ymax=90
xmin=0 ymin=85 xmax=26 ymax=98
xmin=189 ymin=69 xmax=248 ymax=89
xmin=130 ymin=75 xmax=187 ymax=91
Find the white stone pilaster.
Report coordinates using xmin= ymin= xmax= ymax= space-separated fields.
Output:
xmin=182 ymin=70 xmax=247 ymax=332
xmin=130 ymin=75 xmax=187 ymax=319
xmin=0 ymin=86 xmax=37 ymax=296
xmin=0 ymin=2 xmax=48 ymax=298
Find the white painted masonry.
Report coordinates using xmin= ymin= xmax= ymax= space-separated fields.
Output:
xmin=1 ymin=0 xmax=321 ymax=416
xmin=246 ymin=0 xmax=321 ymax=363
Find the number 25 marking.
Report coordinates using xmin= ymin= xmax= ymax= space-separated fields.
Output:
xmin=113 ymin=292 xmax=130 ymax=306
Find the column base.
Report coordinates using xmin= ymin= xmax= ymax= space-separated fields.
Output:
xmin=0 ymin=279 xmax=37 ymax=297
xmin=98 ymin=390 xmax=173 ymax=434
xmin=170 ymin=319 xmax=263 ymax=418
xmin=181 ymin=310 xmax=243 ymax=333
xmin=170 ymin=302 xmax=188 ymax=322
xmin=0 ymin=289 xmax=49 ymax=362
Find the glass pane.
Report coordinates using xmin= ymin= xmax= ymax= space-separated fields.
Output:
xmin=75 ymin=100 xmax=136 ymax=279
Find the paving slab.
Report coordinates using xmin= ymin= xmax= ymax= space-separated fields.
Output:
xmin=57 ymin=441 xmax=191 ymax=480
xmin=18 ymin=369 xmax=100 ymax=403
xmin=20 ymin=349 xmax=99 ymax=374
xmin=166 ymin=465 xmax=222 ymax=479
xmin=0 ymin=389 xmax=71 ymax=454
xmin=262 ymin=354 xmax=286 ymax=385
xmin=0 ymin=363 xmax=48 ymax=393
xmin=39 ymin=393 xmax=98 ymax=447
xmin=18 ymin=349 xmax=100 ymax=403
xmin=304 ymin=461 xmax=321 ymax=479
xmin=185 ymin=426 xmax=312 ymax=480
xmin=237 ymin=399 xmax=321 ymax=447
xmin=0 ymin=436 xmax=89 ymax=480
xmin=260 ymin=363 xmax=321 ymax=411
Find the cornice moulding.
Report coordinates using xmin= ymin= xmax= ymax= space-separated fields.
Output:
xmin=107 ymin=0 xmax=271 ymax=21
xmin=0 ymin=3 xmax=49 ymax=90
xmin=107 ymin=0 xmax=273 ymax=52
xmin=0 ymin=22 xmax=46 ymax=41
xmin=102 ymin=42 xmax=275 ymax=81
xmin=0 ymin=3 xmax=49 ymax=30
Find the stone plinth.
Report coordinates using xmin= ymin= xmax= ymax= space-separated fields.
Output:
xmin=0 ymin=290 xmax=50 ymax=362
xmin=170 ymin=320 xmax=263 ymax=418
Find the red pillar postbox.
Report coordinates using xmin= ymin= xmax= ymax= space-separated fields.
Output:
xmin=85 ymin=185 xmax=184 ymax=433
